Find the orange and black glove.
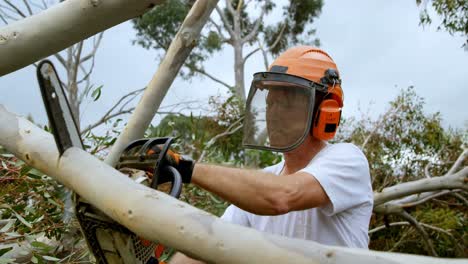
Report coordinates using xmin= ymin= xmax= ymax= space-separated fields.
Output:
xmin=148 ymin=147 xmax=195 ymax=184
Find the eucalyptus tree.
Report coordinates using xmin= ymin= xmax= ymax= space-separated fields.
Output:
xmin=417 ymin=0 xmax=468 ymax=49
xmin=133 ymin=0 xmax=323 ymax=101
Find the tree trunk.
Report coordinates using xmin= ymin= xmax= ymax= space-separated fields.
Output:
xmin=1 ymin=105 xmax=465 ymax=264
xmin=233 ymin=41 xmax=246 ymax=101
xmin=0 ymin=0 xmax=164 ymax=76
xmin=105 ymin=0 xmax=219 ymax=166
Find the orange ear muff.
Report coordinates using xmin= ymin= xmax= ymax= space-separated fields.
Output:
xmin=312 ymin=99 xmax=342 ymax=141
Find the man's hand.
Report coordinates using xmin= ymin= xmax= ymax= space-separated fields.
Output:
xmin=148 ymin=147 xmax=195 ymax=184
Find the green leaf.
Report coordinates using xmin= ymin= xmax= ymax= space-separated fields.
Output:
xmin=91 ymin=85 xmax=103 ymax=101
xmin=47 ymin=198 xmax=61 ymax=208
xmin=20 ymin=165 xmax=32 ymax=176
xmin=13 ymin=211 xmax=32 ymax=229
xmin=0 ymin=247 xmax=13 ymax=257
xmin=27 ymin=168 xmax=43 ymax=179
xmin=30 ymin=255 xmax=38 ymax=264
xmin=0 ymin=219 xmax=15 ymax=232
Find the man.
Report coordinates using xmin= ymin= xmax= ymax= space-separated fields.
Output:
xmin=168 ymin=46 xmax=373 ymax=263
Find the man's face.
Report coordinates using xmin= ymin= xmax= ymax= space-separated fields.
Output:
xmin=265 ymin=86 xmax=310 ymax=148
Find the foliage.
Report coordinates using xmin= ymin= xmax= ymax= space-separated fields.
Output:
xmin=338 ymin=86 xmax=467 ymax=257
xmin=264 ymin=0 xmax=323 ymax=55
xmin=417 ymin=0 xmax=468 ymax=49
xmin=340 ymin=87 xmax=463 ymax=191
xmin=0 ymin=151 xmax=90 ymax=262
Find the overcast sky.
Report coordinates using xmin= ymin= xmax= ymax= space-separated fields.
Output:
xmin=1 ymin=0 xmax=467 ymax=134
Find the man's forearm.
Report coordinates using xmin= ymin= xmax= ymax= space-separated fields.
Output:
xmin=192 ymin=164 xmax=292 ymax=215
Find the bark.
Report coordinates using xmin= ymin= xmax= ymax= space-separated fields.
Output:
xmin=373 ymin=168 xmax=468 ymax=206
xmin=105 ymin=0 xmax=219 ymax=166
xmin=0 ymin=0 xmax=164 ymax=76
xmin=1 ymin=105 xmax=465 ymax=264
xmin=233 ymin=41 xmax=246 ymax=101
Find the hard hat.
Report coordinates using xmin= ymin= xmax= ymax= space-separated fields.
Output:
xmin=243 ymin=46 xmax=343 ymax=152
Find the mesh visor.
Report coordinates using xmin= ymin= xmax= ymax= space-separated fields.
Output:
xmin=243 ymin=72 xmax=319 ymax=152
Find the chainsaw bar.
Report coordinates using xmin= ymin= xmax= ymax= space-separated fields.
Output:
xmin=37 ymin=60 xmax=158 ymax=264
xmin=37 ymin=60 xmax=83 ymax=155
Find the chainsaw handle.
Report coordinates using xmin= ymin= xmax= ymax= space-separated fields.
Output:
xmin=160 ymin=165 xmax=182 ymax=198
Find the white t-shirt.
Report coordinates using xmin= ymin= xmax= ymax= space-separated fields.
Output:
xmin=221 ymin=143 xmax=373 ymax=248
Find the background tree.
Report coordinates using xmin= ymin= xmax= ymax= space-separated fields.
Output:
xmin=0 ymin=1 xmax=145 ymax=132
xmin=416 ymin=0 xmax=468 ymax=49
xmin=338 ymin=87 xmax=467 ymax=257
xmin=133 ymin=0 xmax=323 ymax=101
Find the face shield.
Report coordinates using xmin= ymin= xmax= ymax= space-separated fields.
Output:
xmin=243 ymin=72 xmax=328 ymax=152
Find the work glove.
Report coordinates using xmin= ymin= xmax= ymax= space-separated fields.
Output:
xmin=148 ymin=146 xmax=195 ymax=184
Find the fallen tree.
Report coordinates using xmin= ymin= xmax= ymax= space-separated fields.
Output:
xmin=1 ymin=0 xmax=467 ymax=262
xmin=1 ymin=105 xmax=466 ymax=264
xmin=0 ymin=0 xmax=164 ymax=76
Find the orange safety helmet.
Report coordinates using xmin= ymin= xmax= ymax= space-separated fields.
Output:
xmin=269 ymin=46 xmax=344 ymax=141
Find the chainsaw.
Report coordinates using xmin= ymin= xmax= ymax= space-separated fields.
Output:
xmin=37 ymin=60 xmax=180 ymax=264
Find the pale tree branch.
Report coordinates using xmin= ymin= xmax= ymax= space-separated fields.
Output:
xmin=235 ymin=0 xmax=243 ymax=13
xmin=0 ymin=0 xmax=164 ymax=76
xmin=449 ymin=192 xmax=468 ymax=206
xmin=397 ymin=211 xmax=437 ymax=256
xmin=80 ymin=32 xmax=104 ymax=63
xmin=188 ymin=63 xmax=233 ymax=90
xmin=81 ymin=108 xmax=134 ymax=134
xmin=268 ymin=23 xmax=286 ymax=51
xmin=53 ymin=53 xmax=67 ymax=69
xmin=373 ymin=166 xmax=468 ymax=206
xmin=208 ymin=17 xmax=230 ymax=43
xmin=224 ymin=0 xmax=235 ymax=17
xmin=72 ymin=41 xmax=84 ymax=83
xmin=197 ymin=117 xmax=243 ymax=162
xmin=424 ymin=161 xmax=433 ymax=178
xmin=252 ymin=23 xmax=287 ymax=68
xmin=81 ymin=87 xmax=146 ymax=134
xmin=105 ymin=0 xmax=220 ymax=166
xmin=399 ymin=190 xmax=458 ymax=208
xmin=77 ymin=59 xmax=94 ymax=86
xmin=361 ymin=102 xmax=403 ymax=151
xmin=373 ymin=189 xmax=464 ymax=214
xmin=446 ymin=147 xmax=467 ymax=175
xmin=258 ymin=40 xmax=269 ymax=70
xmin=215 ymin=5 xmax=235 ymax=38
xmin=369 ymin=221 xmax=410 ymax=234
xmin=243 ymin=47 xmax=260 ymax=62
xmin=241 ymin=0 xmax=268 ymax=44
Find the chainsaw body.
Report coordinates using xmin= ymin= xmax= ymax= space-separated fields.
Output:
xmin=37 ymin=60 xmax=178 ymax=264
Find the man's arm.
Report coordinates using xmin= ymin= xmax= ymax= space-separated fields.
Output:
xmin=191 ymin=164 xmax=329 ymax=215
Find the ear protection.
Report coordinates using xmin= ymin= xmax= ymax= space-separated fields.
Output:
xmin=312 ymin=69 xmax=343 ymax=141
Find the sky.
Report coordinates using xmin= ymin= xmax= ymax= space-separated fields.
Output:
xmin=0 ymin=0 xmax=467 ymax=134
